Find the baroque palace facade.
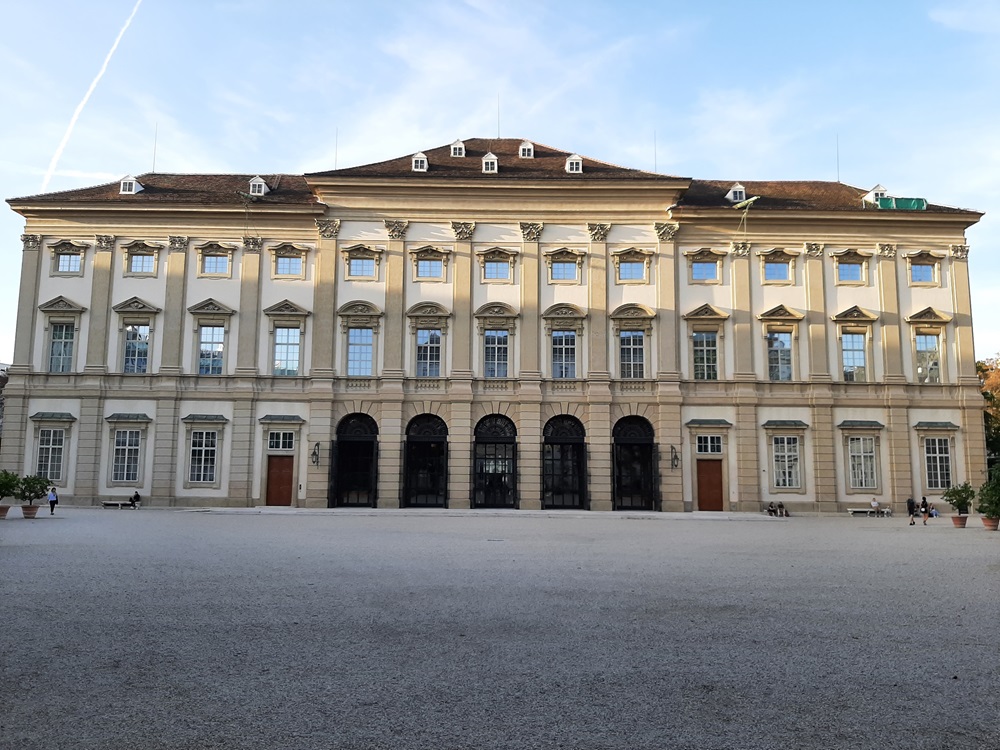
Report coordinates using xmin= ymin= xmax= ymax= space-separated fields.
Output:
xmin=2 ymin=139 xmax=986 ymax=512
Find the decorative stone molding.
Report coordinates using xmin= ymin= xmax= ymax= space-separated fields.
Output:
xmin=588 ymin=223 xmax=611 ymax=242
xmin=38 ymin=295 xmax=87 ymax=314
xmin=384 ymin=220 xmax=409 ymax=240
xmin=877 ymin=243 xmax=897 ymax=258
xmin=451 ymin=221 xmax=475 ymax=241
xmin=950 ymin=244 xmax=970 ymax=260
xmin=21 ymin=234 xmax=41 ymax=251
xmin=654 ymin=222 xmax=679 ymax=242
xmin=340 ymin=243 xmax=384 ymax=276
xmin=406 ymin=302 xmax=451 ymax=334
xmin=520 ymin=222 xmax=543 ymax=242
xmin=95 ymin=235 xmax=116 ymax=252
xmin=408 ymin=245 xmax=452 ymax=272
xmin=730 ymin=241 xmax=751 ymax=257
xmin=187 ymin=298 xmax=236 ymax=316
xmin=609 ymin=247 xmax=654 ymax=280
xmin=541 ymin=303 xmax=586 ymax=334
xmin=316 ymin=219 xmax=341 ymax=239
xmin=243 ymin=236 xmax=263 ymax=253
xmin=168 ymin=236 xmax=189 ymax=253
xmin=831 ymin=305 xmax=878 ymax=322
xmin=474 ymin=302 xmax=519 ymax=335
xmin=475 ymin=246 xmax=519 ymax=278
xmin=338 ymin=300 xmax=383 ymax=333
xmin=905 ymin=306 xmax=952 ymax=324
xmin=112 ymin=297 xmax=161 ymax=314
xmin=804 ymin=242 xmax=824 ymax=257
xmin=610 ymin=303 xmax=655 ymax=334
xmin=682 ymin=303 xmax=729 ymax=321
xmin=757 ymin=304 xmax=804 ymax=321
xmin=542 ymin=247 xmax=586 ymax=273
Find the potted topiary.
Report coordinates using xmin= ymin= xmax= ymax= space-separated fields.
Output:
xmin=17 ymin=475 xmax=51 ymax=519
xmin=975 ymin=468 xmax=1000 ymax=531
xmin=942 ymin=481 xmax=975 ymax=527
xmin=0 ymin=469 xmax=18 ymax=519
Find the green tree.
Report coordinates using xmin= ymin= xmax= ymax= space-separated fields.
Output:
xmin=977 ymin=357 xmax=1000 ymax=468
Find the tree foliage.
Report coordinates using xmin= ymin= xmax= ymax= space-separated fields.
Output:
xmin=977 ymin=357 xmax=1000 ymax=465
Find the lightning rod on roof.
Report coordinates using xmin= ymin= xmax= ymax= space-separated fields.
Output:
xmin=497 ymin=92 xmax=501 ymax=139
xmin=151 ymin=122 xmax=157 ymax=173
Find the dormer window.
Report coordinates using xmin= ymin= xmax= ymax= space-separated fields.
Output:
xmin=482 ymin=153 xmax=498 ymax=173
xmin=727 ymin=183 xmax=746 ymax=203
xmin=450 ymin=140 xmax=465 ymax=157
xmin=863 ymin=184 xmax=889 ymax=205
xmin=565 ymin=155 xmax=583 ymax=173
xmin=519 ymin=141 xmax=534 ymax=158
xmin=412 ymin=153 xmax=428 ymax=172
xmin=120 ymin=176 xmax=143 ymax=195
xmin=248 ymin=176 xmax=269 ymax=196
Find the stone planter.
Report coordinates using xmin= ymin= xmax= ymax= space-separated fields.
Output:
xmin=21 ymin=505 xmax=40 ymax=519
xmin=0 ymin=505 xmax=9 ymax=519
xmin=951 ymin=515 xmax=968 ymax=528
xmin=981 ymin=517 xmax=999 ymax=531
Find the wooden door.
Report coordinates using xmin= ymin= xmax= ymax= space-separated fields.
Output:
xmin=696 ymin=459 xmax=724 ymax=511
xmin=266 ymin=455 xmax=294 ymax=506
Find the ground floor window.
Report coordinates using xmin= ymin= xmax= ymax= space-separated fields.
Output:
xmin=37 ymin=428 xmax=65 ymax=480
xmin=847 ymin=436 xmax=877 ymax=489
xmin=924 ymin=437 xmax=952 ymax=490
xmin=112 ymin=429 xmax=141 ymax=483
xmin=190 ymin=431 xmax=218 ymax=483
xmin=772 ymin=436 xmax=801 ymax=489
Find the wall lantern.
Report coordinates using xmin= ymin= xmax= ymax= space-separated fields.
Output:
xmin=670 ymin=445 xmax=680 ymax=470
xmin=310 ymin=443 xmax=320 ymax=465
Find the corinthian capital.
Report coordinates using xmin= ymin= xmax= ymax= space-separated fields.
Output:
xmin=21 ymin=234 xmax=41 ymax=251
xmin=316 ymin=219 xmax=341 ymax=239
xmin=519 ymin=222 xmax=543 ymax=242
xmin=654 ymin=222 xmax=679 ymax=241
xmin=588 ymin=223 xmax=610 ymax=242
xmin=384 ymin=220 xmax=409 ymax=240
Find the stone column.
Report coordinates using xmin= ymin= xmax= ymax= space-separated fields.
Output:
xmin=804 ymin=243 xmax=830 ymax=381
xmin=654 ymin=222 xmax=680 ymax=378
xmin=159 ymin=236 xmax=189 ymax=374
xmin=84 ymin=234 xmax=115 ymax=374
xmin=12 ymin=234 xmax=42 ymax=373
xmin=518 ymin=222 xmax=543 ymax=381
xmin=235 ymin=236 xmax=262 ymax=375
xmin=730 ymin=242 xmax=754 ymax=379
xmin=311 ymin=219 xmax=340 ymax=377
xmin=587 ymin=223 xmax=610 ymax=379
xmin=949 ymin=245 xmax=978 ymax=384
xmin=876 ymin=244 xmax=905 ymax=383
xmin=450 ymin=222 xmax=475 ymax=378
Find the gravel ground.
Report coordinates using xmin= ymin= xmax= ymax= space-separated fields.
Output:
xmin=1 ymin=508 xmax=997 ymax=750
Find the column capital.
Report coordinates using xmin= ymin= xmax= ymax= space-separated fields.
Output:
xmin=877 ymin=243 xmax=897 ymax=258
xmin=20 ymin=234 xmax=41 ymax=251
xmin=950 ymin=244 xmax=970 ymax=260
xmin=316 ymin=219 xmax=341 ymax=239
xmin=243 ymin=236 xmax=263 ymax=253
xmin=384 ymin=219 xmax=408 ymax=240
xmin=451 ymin=221 xmax=475 ymax=241
xmin=730 ymin=241 xmax=751 ymax=257
xmin=95 ymin=234 xmax=116 ymax=252
xmin=587 ymin=223 xmax=610 ymax=242
xmin=519 ymin=222 xmax=543 ymax=242
xmin=804 ymin=242 xmax=824 ymax=257
xmin=168 ymin=236 xmax=189 ymax=253
xmin=654 ymin=222 xmax=679 ymax=241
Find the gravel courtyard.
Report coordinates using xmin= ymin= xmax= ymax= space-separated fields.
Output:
xmin=2 ymin=508 xmax=997 ymax=750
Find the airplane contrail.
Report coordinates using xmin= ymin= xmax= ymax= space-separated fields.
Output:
xmin=41 ymin=0 xmax=143 ymax=192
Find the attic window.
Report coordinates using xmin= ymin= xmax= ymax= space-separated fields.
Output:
xmin=451 ymin=140 xmax=465 ymax=157
xmin=412 ymin=153 xmax=428 ymax=172
xmin=565 ymin=155 xmax=583 ymax=173
xmin=248 ymin=176 xmax=269 ymax=196
xmin=727 ymin=183 xmax=746 ymax=203
xmin=120 ymin=176 xmax=143 ymax=195
xmin=482 ymin=153 xmax=498 ymax=173
xmin=519 ymin=141 xmax=534 ymax=158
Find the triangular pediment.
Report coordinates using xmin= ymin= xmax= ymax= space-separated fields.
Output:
xmin=758 ymin=304 xmax=803 ymax=321
xmin=682 ymin=303 xmax=729 ymax=320
xmin=831 ymin=305 xmax=877 ymax=322
xmin=112 ymin=296 xmax=161 ymax=314
xmin=38 ymin=295 xmax=87 ymax=313
xmin=187 ymin=298 xmax=235 ymax=315
xmin=906 ymin=306 xmax=952 ymax=324
xmin=263 ymin=299 xmax=309 ymax=317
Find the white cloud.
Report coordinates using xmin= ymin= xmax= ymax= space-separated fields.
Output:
xmin=930 ymin=2 xmax=1000 ymax=33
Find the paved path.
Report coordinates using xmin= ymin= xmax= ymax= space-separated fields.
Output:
xmin=2 ymin=509 xmax=997 ymax=749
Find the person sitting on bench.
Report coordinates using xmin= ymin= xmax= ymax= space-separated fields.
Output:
xmin=767 ymin=502 xmax=778 ymax=516
xmin=130 ymin=491 xmax=140 ymax=509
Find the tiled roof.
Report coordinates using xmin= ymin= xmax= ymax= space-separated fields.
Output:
xmin=8 ymin=173 xmax=318 ymax=207
xmin=307 ymin=138 xmax=686 ymax=181
xmin=680 ymin=180 xmax=977 ymax=215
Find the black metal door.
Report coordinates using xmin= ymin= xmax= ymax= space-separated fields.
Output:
xmin=332 ymin=413 xmax=379 ymax=508
xmin=473 ymin=442 xmax=517 ymax=508
xmin=542 ymin=415 xmax=587 ymax=509
xmin=404 ymin=440 xmax=447 ymax=507
xmin=612 ymin=416 xmax=658 ymax=511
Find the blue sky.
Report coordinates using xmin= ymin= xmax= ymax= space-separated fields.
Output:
xmin=2 ymin=0 xmax=999 ymax=363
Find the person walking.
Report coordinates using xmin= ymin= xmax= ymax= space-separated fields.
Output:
xmin=920 ymin=496 xmax=930 ymax=525
xmin=906 ymin=497 xmax=916 ymax=525
xmin=47 ymin=486 xmax=58 ymax=515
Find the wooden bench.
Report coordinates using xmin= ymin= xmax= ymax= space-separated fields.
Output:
xmin=102 ymin=499 xmax=140 ymax=509
xmin=847 ymin=507 xmax=890 ymax=517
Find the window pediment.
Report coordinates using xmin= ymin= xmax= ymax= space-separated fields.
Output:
xmin=610 ymin=247 xmax=654 ymax=261
xmin=121 ymin=239 xmax=162 ymax=252
xmin=904 ymin=249 xmax=946 ymax=261
xmin=542 ymin=303 xmax=586 ymax=333
xmin=684 ymin=247 xmax=727 ymax=260
xmin=756 ymin=247 xmax=799 ymax=259
xmin=758 ymin=304 xmax=804 ymax=321
xmin=542 ymin=247 xmax=586 ymax=268
xmin=195 ymin=241 xmax=238 ymax=254
xmin=263 ymin=300 xmax=310 ymax=317
xmin=270 ymin=243 xmax=311 ymax=257
xmin=408 ymin=245 xmax=452 ymax=265
xmin=39 ymin=295 xmax=87 ymax=314
xmin=906 ymin=307 xmax=951 ymax=325
xmin=683 ymin=303 xmax=729 ymax=321
xmin=406 ymin=302 xmax=450 ymax=333
xmin=338 ymin=300 xmax=383 ymax=333
xmin=341 ymin=244 xmax=384 ymax=260
xmin=476 ymin=246 xmax=519 ymax=264
xmin=610 ymin=303 xmax=655 ymax=333
xmin=831 ymin=305 xmax=877 ymax=323
xmin=475 ymin=302 xmax=519 ymax=333
xmin=50 ymin=239 xmax=90 ymax=254
xmin=829 ymin=248 xmax=873 ymax=261
xmin=188 ymin=298 xmax=235 ymax=316
xmin=112 ymin=297 xmax=161 ymax=315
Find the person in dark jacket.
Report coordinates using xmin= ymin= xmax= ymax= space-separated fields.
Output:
xmin=906 ymin=497 xmax=916 ymax=525
xmin=920 ymin=496 xmax=930 ymax=525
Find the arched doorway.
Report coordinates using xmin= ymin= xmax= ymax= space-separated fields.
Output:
xmin=404 ymin=414 xmax=448 ymax=508
xmin=542 ymin=415 xmax=588 ymax=509
xmin=612 ymin=416 xmax=658 ymax=511
xmin=330 ymin=413 xmax=378 ymax=507
xmin=472 ymin=415 xmax=517 ymax=508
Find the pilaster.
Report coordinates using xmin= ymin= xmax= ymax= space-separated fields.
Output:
xmin=235 ymin=236 xmax=262 ymax=375
xmin=447 ymin=399 xmax=473 ymax=509
xmin=519 ymin=222 xmax=542 ymax=378
xmin=382 ymin=220 xmax=408 ymax=375
xmin=730 ymin=242 xmax=754 ymax=379
xmin=949 ymin=245 xmax=978 ymax=384
xmin=877 ymin=243 xmax=905 ymax=383
xmin=518 ymin=401 xmax=542 ymax=510
xmin=804 ymin=243 xmax=830 ymax=381
xmin=311 ymin=220 xmax=339 ymax=377
xmin=159 ymin=236 xmax=189 ymax=374
xmin=12 ymin=234 xmax=42 ymax=372
xmin=587 ymin=223 xmax=610 ymax=378
xmin=654 ymin=222 xmax=680 ymax=378
xmin=810 ymin=390 xmax=837 ymax=509
xmin=451 ymin=221 xmax=475 ymax=377
xmin=586 ymin=400 xmax=613 ymax=511
xmin=84 ymin=234 xmax=115 ymax=374
xmin=152 ymin=398 xmax=181 ymax=505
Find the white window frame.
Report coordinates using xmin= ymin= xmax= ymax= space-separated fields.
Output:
xmin=32 ymin=415 xmax=75 ymax=487
xmin=122 ymin=241 xmax=161 ymax=277
xmin=757 ymin=248 xmax=797 ymax=285
xmin=610 ymin=304 xmax=655 ymax=380
xmin=543 ymin=305 xmax=586 ymax=380
xmin=183 ymin=416 xmax=228 ymax=489
xmin=105 ymin=414 xmax=150 ymax=487
xmin=905 ymin=250 xmax=944 ymax=288
xmin=565 ymin=154 xmax=583 ymax=173
xmin=610 ymin=247 xmax=654 ymax=285
xmin=411 ymin=152 xmax=428 ymax=172
xmin=407 ymin=304 xmax=450 ymax=379
xmin=195 ymin=242 xmax=236 ymax=279
xmin=839 ymin=327 xmax=870 ymax=382
xmin=846 ymin=434 xmax=879 ymax=491
xmin=122 ymin=322 xmax=151 ymax=374
xmin=341 ymin=244 xmax=384 ymax=282
xmin=921 ymin=434 xmax=954 ymax=491
xmin=765 ymin=329 xmax=794 ymax=381
xmin=475 ymin=303 xmax=518 ymax=381
xmin=519 ymin=141 xmax=534 ymax=158
xmin=49 ymin=240 xmax=89 ymax=277
xmin=415 ymin=328 xmax=443 ymax=377
xmin=47 ymin=319 xmax=77 ymax=373
xmin=696 ymin=435 xmax=723 ymax=454
xmin=832 ymin=250 xmax=871 ymax=286
xmin=685 ymin=248 xmax=725 ymax=285
xmin=338 ymin=302 xmax=383 ymax=379
xmin=270 ymin=243 xmax=309 ymax=281
xmin=482 ymin=153 xmax=498 ymax=173
xmin=450 ymin=140 xmax=465 ymax=157
xmin=543 ymin=247 xmax=586 ymax=285
xmin=476 ymin=247 xmax=518 ymax=284
xmin=408 ymin=245 xmax=451 ymax=282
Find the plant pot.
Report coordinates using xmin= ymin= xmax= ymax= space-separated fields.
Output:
xmin=951 ymin=515 xmax=968 ymax=528
xmin=21 ymin=505 xmax=40 ymax=519
xmin=982 ymin=517 xmax=1000 ymax=531
xmin=0 ymin=505 xmax=9 ymax=519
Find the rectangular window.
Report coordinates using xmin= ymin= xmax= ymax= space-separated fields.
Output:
xmin=57 ymin=253 xmax=82 ymax=273
xmin=484 ymin=330 xmax=509 ymax=378
xmin=202 ymin=255 xmax=229 ymax=275
xmin=483 ymin=261 xmax=510 ymax=280
xmin=416 ymin=329 xmax=442 ymax=377
xmin=911 ymin=264 xmax=934 ymax=283
xmin=123 ymin=324 xmax=150 ymax=374
xmin=619 ymin=331 xmax=645 ymax=378
xmin=767 ymin=332 xmax=793 ymax=381
xmin=764 ymin=261 xmax=789 ymax=281
xmin=349 ymin=257 xmax=375 ymax=278
xmin=273 ymin=327 xmax=301 ymax=376
xmin=838 ymin=262 xmax=863 ymax=282
xmin=268 ymin=431 xmax=294 ymax=450
xmin=916 ymin=334 xmax=940 ymax=383
xmin=618 ymin=262 xmax=645 ymax=281
xmin=696 ymin=435 xmax=723 ymax=454
xmin=347 ymin=328 xmax=373 ymax=376
xmin=693 ymin=332 xmax=718 ymax=380
xmin=275 ymin=256 xmax=303 ymax=276
xmin=848 ymin=436 xmax=877 ymax=489
xmin=189 ymin=430 xmax=218 ymax=483
xmin=37 ymin=428 xmax=65 ymax=480
xmin=691 ymin=261 xmax=718 ymax=281
xmin=550 ymin=262 xmax=577 ymax=281
xmin=416 ymin=259 xmax=443 ymax=278
xmin=129 ymin=254 xmax=154 ymax=274
xmin=112 ymin=429 xmax=140 ymax=483
xmin=552 ymin=331 xmax=577 ymax=378
xmin=49 ymin=323 xmax=75 ymax=373
xmin=772 ymin=436 xmax=801 ymax=488
xmin=925 ymin=437 xmax=952 ymax=490
xmin=842 ymin=333 xmax=867 ymax=382
xmin=198 ymin=326 xmax=225 ymax=375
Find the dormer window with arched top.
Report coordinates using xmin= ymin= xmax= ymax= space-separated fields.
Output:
xmin=519 ymin=141 xmax=534 ymax=158
xmin=565 ymin=155 xmax=583 ymax=173
xmin=120 ymin=176 xmax=143 ymax=195
xmin=482 ymin=153 xmax=498 ymax=173
xmin=412 ymin=153 xmax=428 ymax=172
xmin=450 ymin=140 xmax=465 ymax=157
xmin=248 ymin=176 xmax=269 ymax=196
xmin=727 ymin=183 xmax=746 ymax=203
